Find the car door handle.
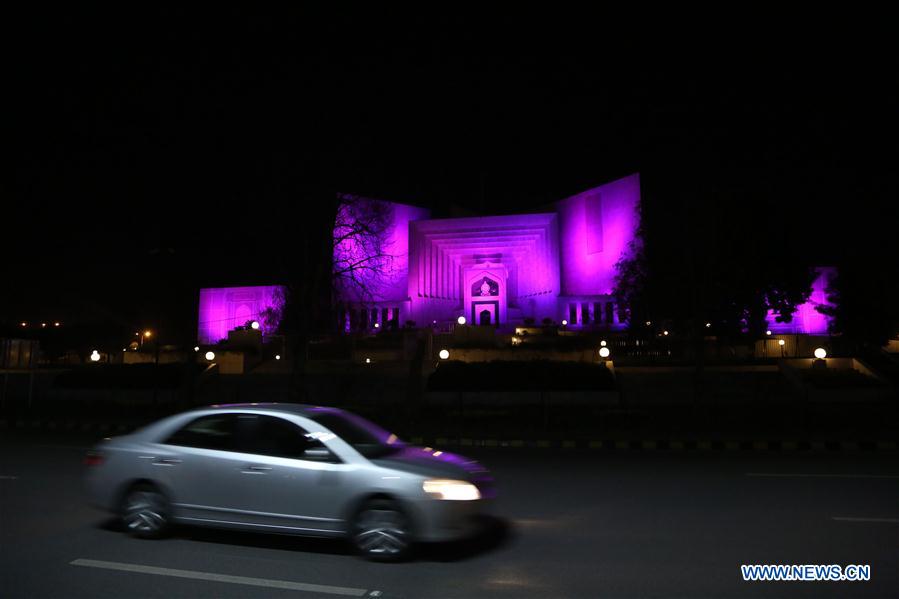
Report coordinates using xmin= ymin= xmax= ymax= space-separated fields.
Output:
xmin=152 ymin=458 xmax=182 ymax=466
xmin=241 ymin=465 xmax=272 ymax=474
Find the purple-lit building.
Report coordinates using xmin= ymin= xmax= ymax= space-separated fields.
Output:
xmin=197 ymin=285 xmax=284 ymax=345
xmin=196 ymin=172 xmax=834 ymax=341
xmin=766 ymin=267 xmax=836 ymax=335
xmin=336 ymin=173 xmax=642 ymax=331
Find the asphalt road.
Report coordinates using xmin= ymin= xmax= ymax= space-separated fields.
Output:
xmin=1 ymin=431 xmax=897 ymax=598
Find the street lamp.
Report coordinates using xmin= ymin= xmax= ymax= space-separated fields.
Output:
xmin=778 ymin=338 xmax=785 ymax=357
xmin=814 ymin=347 xmax=827 ymax=360
xmin=599 ymin=347 xmax=610 ymax=358
xmin=438 ymin=349 xmax=450 ymax=360
xmin=457 ymin=316 xmax=466 ymax=325
xmin=250 ymin=321 xmax=260 ymax=330
xmin=600 ymin=340 xmax=607 ymax=347
xmin=90 ymin=350 xmax=101 ymax=362
xmin=561 ymin=319 xmax=568 ymax=326
xmin=204 ymin=351 xmax=215 ymax=361
xmin=765 ymin=330 xmax=772 ymax=336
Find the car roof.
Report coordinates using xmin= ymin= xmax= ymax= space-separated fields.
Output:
xmin=203 ymin=402 xmax=324 ymax=417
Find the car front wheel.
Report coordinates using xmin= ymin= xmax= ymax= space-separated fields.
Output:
xmin=351 ymin=498 xmax=412 ymax=561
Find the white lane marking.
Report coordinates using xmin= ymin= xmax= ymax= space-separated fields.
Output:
xmin=746 ymin=472 xmax=899 ymax=479
xmin=0 ymin=475 xmax=18 ymax=480
xmin=832 ymin=517 xmax=899 ymax=524
xmin=70 ymin=559 xmax=371 ymax=597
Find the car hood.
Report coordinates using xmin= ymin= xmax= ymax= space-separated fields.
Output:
xmin=371 ymin=446 xmax=494 ymax=495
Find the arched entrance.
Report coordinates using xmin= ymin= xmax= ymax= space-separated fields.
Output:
xmin=479 ymin=309 xmax=492 ymax=326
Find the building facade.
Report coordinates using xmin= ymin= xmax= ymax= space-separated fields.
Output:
xmin=335 ymin=173 xmax=642 ymax=331
xmin=196 ymin=172 xmax=834 ymax=342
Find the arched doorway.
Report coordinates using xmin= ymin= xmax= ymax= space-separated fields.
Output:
xmin=479 ymin=309 xmax=492 ymax=326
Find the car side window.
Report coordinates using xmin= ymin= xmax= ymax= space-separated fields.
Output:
xmin=164 ymin=414 xmax=239 ymax=451
xmin=236 ymin=414 xmax=339 ymax=462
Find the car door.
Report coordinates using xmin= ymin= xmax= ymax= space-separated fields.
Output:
xmin=232 ymin=414 xmax=355 ymax=534
xmin=153 ymin=412 xmax=265 ymax=525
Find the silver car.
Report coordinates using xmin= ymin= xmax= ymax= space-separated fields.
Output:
xmin=85 ymin=403 xmax=494 ymax=561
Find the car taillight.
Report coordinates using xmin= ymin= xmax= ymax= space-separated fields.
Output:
xmin=84 ymin=452 xmax=105 ymax=467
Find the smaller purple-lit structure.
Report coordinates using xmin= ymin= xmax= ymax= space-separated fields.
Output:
xmin=197 ymin=285 xmax=285 ymax=344
xmin=766 ymin=267 xmax=836 ymax=335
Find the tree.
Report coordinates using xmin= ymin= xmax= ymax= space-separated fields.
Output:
xmin=331 ymin=193 xmax=397 ymax=305
xmin=819 ymin=264 xmax=899 ymax=353
xmin=613 ymin=179 xmax=817 ymax=345
xmin=278 ymin=192 xmax=403 ymax=399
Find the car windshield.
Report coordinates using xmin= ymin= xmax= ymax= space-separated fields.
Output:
xmin=306 ymin=408 xmax=404 ymax=459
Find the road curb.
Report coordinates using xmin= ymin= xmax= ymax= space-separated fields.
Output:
xmin=405 ymin=435 xmax=899 ymax=454
xmin=2 ymin=419 xmax=896 ymax=453
xmin=1 ymin=419 xmax=139 ymax=435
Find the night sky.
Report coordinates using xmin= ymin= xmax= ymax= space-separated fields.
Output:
xmin=4 ymin=8 xmax=897 ymax=343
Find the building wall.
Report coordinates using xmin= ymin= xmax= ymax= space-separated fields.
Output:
xmin=197 ymin=285 xmax=284 ymax=344
xmin=555 ymin=173 xmax=641 ymax=297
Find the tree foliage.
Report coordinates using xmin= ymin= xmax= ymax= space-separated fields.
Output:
xmin=332 ymin=193 xmax=397 ymax=304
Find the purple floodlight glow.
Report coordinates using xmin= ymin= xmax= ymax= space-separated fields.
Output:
xmin=197 ymin=285 xmax=285 ymax=344
xmin=766 ymin=267 xmax=835 ymax=334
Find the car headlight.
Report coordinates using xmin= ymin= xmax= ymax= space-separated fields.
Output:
xmin=422 ymin=479 xmax=481 ymax=501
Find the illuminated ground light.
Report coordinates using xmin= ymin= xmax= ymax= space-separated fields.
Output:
xmin=645 ymin=321 xmax=651 ymax=326
xmin=20 ymin=322 xmax=26 ymax=327
xmin=374 ymin=322 xmax=380 ymax=328
xmin=205 ymin=351 xmax=216 ymax=361
xmin=778 ymin=339 xmax=785 ymax=346
xmin=814 ymin=347 xmax=827 ymax=359
xmin=705 ymin=322 xmax=711 ymax=328
xmin=457 ymin=316 xmax=466 ymax=325
xmin=561 ymin=319 xmax=568 ymax=326
xmin=90 ymin=350 xmax=101 ymax=362
xmin=765 ymin=330 xmax=772 ymax=336
xmin=41 ymin=323 xmax=47 ymax=328
xmin=194 ymin=346 xmax=200 ymax=352
xmin=365 ymin=357 xmax=371 ymax=364
xmin=54 ymin=322 xmax=60 ymax=327
xmin=250 ymin=321 xmax=260 ymax=330
xmin=662 ymin=330 xmax=669 ymax=336
xmin=599 ymin=347 xmax=610 ymax=358
xmin=275 ymin=354 xmax=281 ymax=360
xmin=438 ymin=349 xmax=450 ymax=360
xmin=600 ymin=340 xmax=607 ymax=347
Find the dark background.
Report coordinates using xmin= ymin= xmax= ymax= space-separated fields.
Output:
xmin=4 ymin=8 xmax=897 ymax=345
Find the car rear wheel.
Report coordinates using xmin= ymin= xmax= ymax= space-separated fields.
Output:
xmin=351 ymin=498 xmax=412 ymax=561
xmin=121 ymin=483 xmax=170 ymax=539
